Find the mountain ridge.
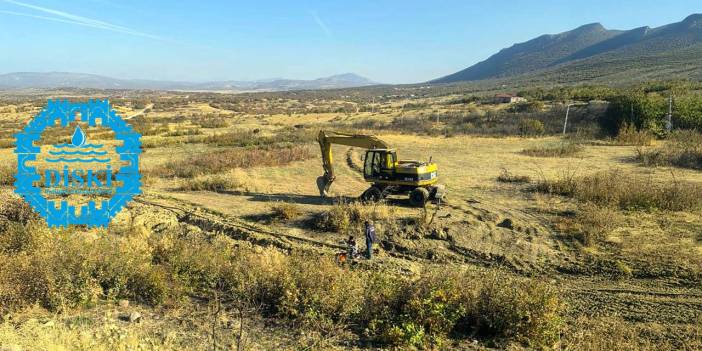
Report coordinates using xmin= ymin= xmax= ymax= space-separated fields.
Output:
xmin=0 ymin=72 xmax=378 ymax=92
xmin=433 ymin=14 xmax=702 ymax=84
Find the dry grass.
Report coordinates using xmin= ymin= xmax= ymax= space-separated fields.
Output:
xmin=563 ymin=316 xmax=702 ymax=351
xmin=636 ymin=130 xmax=702 ymax=170
xmin=270 ymin=202 xmax=303 ymax=221
xmin=496 ymin=168 xmax=531 ymax=183
xmin=0 ymin=205 xmax=563 ymax=349
xmin=178 ymin=171 xmax=246 ymax=192
xmin=315 ymin=201 xmax=396 ymax=234
xmin=534 ymin=169 xmax=702 ymax=211
xmin=612 ymin=123 xmax=654 ymax=146
xmin=554 ymin=203 xmax=622 ymax=246
xmin=0 ymin=161 xmax=15 ymax=186
xmin=147 ymin=145 xmax=314 ymax=178
xmin=521 ymin=141 xmax=583 ymax=157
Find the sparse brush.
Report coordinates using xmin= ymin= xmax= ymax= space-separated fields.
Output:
xmin=534 ymin=169 xmax=702 ymax=211
xmin=636 ymin=130 xmax=702 ymax=170
xmin=612 ymin=123 xmax=654 ymax=146
xmin=554 ymin=203 xmax=622 ymax=246
xmin=197 ymin=117 xmax=229 ymax=129
xmin=521 ymin=142 xmax=583 ymax=157
xmin=0 ymin=161 xmax=16 ymax=186
xmin=165 ymin=127 xmax=202 ymax=137
xmin=316 ymin=201 xmax=395 ymax=233
xmin=149 ymin=145 xmax=314 ymax=178
xmin=178 ymin=171 xmax=245 ymax=192
xmin=270 ymin=202 xmax=302 ymax=221
xmin=497 ymin=168 xmax=531 ymax=183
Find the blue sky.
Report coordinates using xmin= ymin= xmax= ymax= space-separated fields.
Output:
xmin=0 ymin=0 xmax=699 ymax=83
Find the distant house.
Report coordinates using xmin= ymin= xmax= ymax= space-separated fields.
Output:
xmin=493 ymin=93 xmax=526 ymax=104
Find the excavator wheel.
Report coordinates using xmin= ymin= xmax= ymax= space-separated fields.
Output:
xmin=361 ymin=186 xmax=383 ymax=203
xmin=409 ymin=187 xmax=430 ymax=207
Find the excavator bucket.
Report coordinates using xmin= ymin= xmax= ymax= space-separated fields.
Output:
xmin=316 ymin=176 xmax=333 ymax=197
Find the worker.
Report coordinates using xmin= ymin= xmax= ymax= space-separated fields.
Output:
xmin=347 ymin=236 xmax=358 ymax=260
xmin=364 ymin=220 xmax=376 ymax=259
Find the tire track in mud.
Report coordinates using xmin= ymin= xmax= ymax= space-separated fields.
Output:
xmin=133 ymin=196 xmax=422 ymax=263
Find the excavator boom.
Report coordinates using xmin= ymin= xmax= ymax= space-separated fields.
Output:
xmin=317 ymin=130 xmax=389 ymax=197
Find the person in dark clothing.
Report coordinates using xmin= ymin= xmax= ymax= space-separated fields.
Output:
xmin=364 ymin=220 xmax=376 ymax=259
xmin=347 ymin=235 xmax=358 ymax=259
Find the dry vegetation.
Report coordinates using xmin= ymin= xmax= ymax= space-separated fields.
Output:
xmin=1 ymin=85 xmax=702 ymax=349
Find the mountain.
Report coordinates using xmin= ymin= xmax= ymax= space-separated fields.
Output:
xmin=433 ymin=14 xmax=702 ymax=84
xmin=0 ymin=72 xmax=377 ymax=91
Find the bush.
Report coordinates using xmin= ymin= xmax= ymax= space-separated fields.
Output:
xmin=510 ymin=101 xmax=544 ymax=113
xmin=600 ymin=92 xmax=666 ymax=136
xmin=521 ymin=142 xmax=583 ymax=157
xmin=518 ymin=119 xmax=545 ymax=136
xmin=270 ymin=202 xmax=302 ymax=221
xmin=315 ymin=201 xmax=395 ymax=234
xmin=613 ymin=123 xmax=654 ymax=146
xmin=470 ymin=275 xmax=562 ymax=347
xmin=0 ymin=161 xmax=16 ymax=186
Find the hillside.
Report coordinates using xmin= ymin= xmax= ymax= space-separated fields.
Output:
xmin=434 ymin=14 xmax=702 ymax=84
xmin=0 ymin=72 xmax=377 ymax=92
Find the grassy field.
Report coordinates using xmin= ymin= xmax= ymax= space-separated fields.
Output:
xmin=0 ymin=90 xmax=701 ymax=350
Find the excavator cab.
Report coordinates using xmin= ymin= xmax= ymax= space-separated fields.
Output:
xmin=363 ymin=149 xmax=396 ymax=181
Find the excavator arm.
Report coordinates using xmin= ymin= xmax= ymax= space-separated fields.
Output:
xmin=317 ymin=130 xmax=389 ymax=197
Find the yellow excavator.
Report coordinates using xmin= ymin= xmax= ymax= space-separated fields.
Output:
xmin=316 ymin=130 xmax=445 ymax=206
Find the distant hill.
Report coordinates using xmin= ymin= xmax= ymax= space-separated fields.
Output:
xmin=0 ymin=72 xmax=377 ymax=92
xmin=433 ymin=14 xmax=702 ymax=84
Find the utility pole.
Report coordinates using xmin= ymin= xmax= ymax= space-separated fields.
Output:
xmin=563 ymin=104 xmax=572 ymax=135
xmin=666 ymin=92 xmax=673 ymax=132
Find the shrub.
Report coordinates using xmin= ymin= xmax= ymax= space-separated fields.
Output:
xmin=510 ymin=101 xmax=544 ymax=113
xmin=178 ymin=171 xmax=244 ymax=192
xmin=518 ymin=119 xmax=545 ymax=136
xmin=613 ymin=123 xmax=654 ymax=146
xmin=521 ymin=142 xmax=583 ymax=157
xmin=0 ymin=161 xmax=16 ymax=186
xmin=600 ymin=92 xmax=666 ymax=136
xmin=469 ymin=274 xmax=562 ymax=348
xmin=315 ymin=201 xmax=395 ymax=233
xmin=270 ymin=202 xmax=302 ymax=221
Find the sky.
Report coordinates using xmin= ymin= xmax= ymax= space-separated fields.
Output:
xmin=0 ymin=0 xmax=700 ymax=84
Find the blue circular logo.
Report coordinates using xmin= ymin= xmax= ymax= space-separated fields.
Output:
xmin=14 ymin=99 xmax=142 ymax=228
